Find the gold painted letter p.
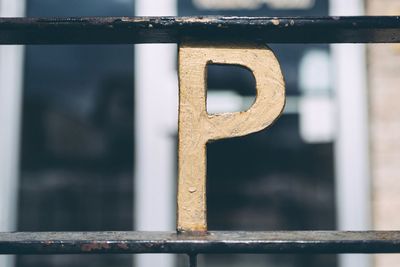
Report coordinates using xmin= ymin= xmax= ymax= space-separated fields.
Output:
xmin=178 ymin=43 xmax=286 ymax=233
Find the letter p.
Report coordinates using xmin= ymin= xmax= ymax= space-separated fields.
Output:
xmin=177 ymin=43 xmax=285 ymax=233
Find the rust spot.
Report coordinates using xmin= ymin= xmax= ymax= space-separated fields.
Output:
xmin=117 ymin=243 xmax=129 ymax=250
xmin=81 ymin=242 xmax=111 ymax=252
xmin=43 ymin=241 xmax=54 ymax=247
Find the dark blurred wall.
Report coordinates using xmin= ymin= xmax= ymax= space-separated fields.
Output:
xmin=18 ymin=1 xmax=134 ymax=267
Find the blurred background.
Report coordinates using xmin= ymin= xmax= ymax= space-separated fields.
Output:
xmin=0 ymin=0 xmax=399 ymax=267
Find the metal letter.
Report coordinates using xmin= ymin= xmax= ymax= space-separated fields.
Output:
xmin=178 ymin=43 xmax=285 ymax=232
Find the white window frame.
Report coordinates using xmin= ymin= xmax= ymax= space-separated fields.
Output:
xmin=330 ymin=1 xmax=371 ymax=267
xmin=0 ymin=1 xmax=26 ymax=267
xmin=134 ymin=1 xmax=178 ymax=267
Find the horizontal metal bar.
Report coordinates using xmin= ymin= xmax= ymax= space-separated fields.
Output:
xmin=0 ymin=16 xmax=399 ymax=44
xmin=0 ymin=231 xmax=399 ymax=254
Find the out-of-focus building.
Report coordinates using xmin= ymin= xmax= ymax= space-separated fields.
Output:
xmin=367 ymin=1 xmax=400 ymax=267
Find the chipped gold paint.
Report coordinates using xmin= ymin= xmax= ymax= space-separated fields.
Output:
xmin=177 ymin=43 xmax=286 ymax=233
xmin=271 ymin=18 xmax=280 ymax=25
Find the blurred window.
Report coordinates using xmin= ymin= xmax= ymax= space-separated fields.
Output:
xmin=18 ymin=1 xmax=134 ymax=267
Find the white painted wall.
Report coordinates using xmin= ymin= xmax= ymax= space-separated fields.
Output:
xmin=134 ymin=0 xmax=178 ymax=267
xmin=330 ymin=1 xmax=371 ymax=267
xmin=0 ymin=1 xmax=26 ymax=267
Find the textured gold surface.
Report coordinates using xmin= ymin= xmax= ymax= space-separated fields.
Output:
xmin=177 ymin=43 xmax=285 ymax=232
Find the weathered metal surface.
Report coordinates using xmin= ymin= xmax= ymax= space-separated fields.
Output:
xmin=177 ymin=43 xmax=285 ymax=233
xmin=0 ymin=231 xmax=399 ymax=254
xmin=0 ymin=16 xmax=398 ymax=44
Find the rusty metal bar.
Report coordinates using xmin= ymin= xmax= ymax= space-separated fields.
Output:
xmin=0 ymin=231 xmax=399 ymax=254
xmin=0 ymin=16 xmax=399 ymax=44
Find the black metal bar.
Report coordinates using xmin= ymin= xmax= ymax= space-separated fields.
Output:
xmin=0 ymin=231 xmax=400 ymax=254
xmin=189 ymin=254 xmax=197 ymax=267
xmin=0 ymin=16 xmax=399 ymax=44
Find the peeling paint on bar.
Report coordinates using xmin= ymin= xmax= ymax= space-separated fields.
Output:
xmin=0 ymin=231 xmax=399 ymax=254
xmin=0 ymin=16 xmax=398 ymax=44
